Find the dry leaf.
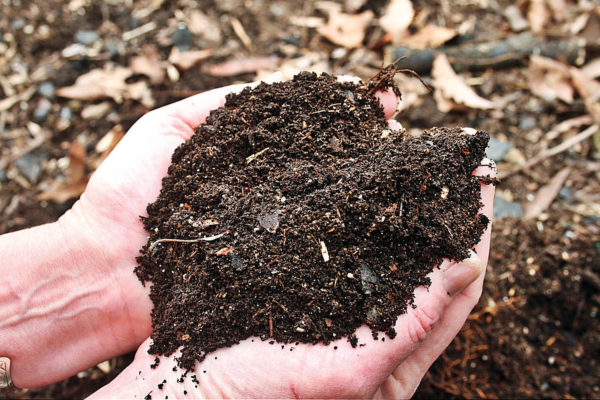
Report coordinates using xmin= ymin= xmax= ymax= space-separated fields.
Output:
xmin=186 ymin=9 xmax=222 ymax=44
xmin=318 ymin=10 xmax=374 ymax=48
xmin=93 ymin=124 xmax=125 ymax=168
xmin=68 ymin=141 xmax=86 ymax=184
xmin=581 ymin=58 xmax=600 ymax=79
xmin=130 ymin=53 xmax=165 ymax=84
xmin=380 ymin=0 xmax=414 ymax=44
xmin=431 ymin=54 xmax=494 ymax=112
xmin=169 ymin=48 xmax=213 ymax=70
xmin=38 ymin=141 xmax=88 ymax=203
xmin=504 ymin=5 xmax=529 ymax=32
xmin=56 ymin=64 xmax=155 ymax=108
xmin=547 ymin=0 xmax=567 ymax=22
xmin=345 ymin=0 xmax=367 ymax=12
xmin=524 ymin=167 xmax=570 ymax=219
xmin=528 ymin=0 xmax=550 ymax=33
xmin=527 ymin=55 xmax=573 ymax=103
xmin=570 ymin=66 xmax=600 ymax=101
xmin=396 ymin=25 xmax=457 ymax=49
xmin=206 ymin=56 xmax=280 ymax=77
xmin=81 ymin=102 xmax=112 ymax=120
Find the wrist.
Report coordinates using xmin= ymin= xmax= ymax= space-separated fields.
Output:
xmin=0 ymin=205 xmax=148 ymax=388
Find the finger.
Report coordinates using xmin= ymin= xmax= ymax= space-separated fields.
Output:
xmin=374 ymin=89 xmax=399 ymax=120
xmin=374 ymin=155 xmax=496 ymax=399
xmin=338 ymin=75 xmax=398 ymax=119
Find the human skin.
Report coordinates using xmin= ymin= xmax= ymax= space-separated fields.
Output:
xmin=0 ymin=78 xmax=494 ymax=398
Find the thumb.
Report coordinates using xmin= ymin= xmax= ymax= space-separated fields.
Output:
xmin=443 ymin=251 xmax=486 ymax=297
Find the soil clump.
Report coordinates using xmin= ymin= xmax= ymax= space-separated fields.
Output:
xmin=135 ymin=71 xmax=491 ymax=370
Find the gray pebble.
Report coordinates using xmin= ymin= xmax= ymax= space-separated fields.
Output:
xmin=493 ymin=196 xmax=523 ymax=219
xmin=172 ymin=23 xmax=192 ymax=51
xmin=11 ymin=19 xmax=25 ymax=30
xmin=486 ymin=137 xmax=513 ymax=162
xmin=14 ymin=149 xmax=48 ymax=184
xmin=75 ymin=30 xmax=99 ymax=46
xmin=519 ymin=116 xmax=536 ymax=131
xmin=558 ymin=187 xmax=574 ymax=203
xmin=33 ymin=98 xmax=52 ymax=121
xmin=60 ymin=106 xmax=72 ymax=121
xmin=38 ymin=81 xmax=55 ymax=98
xmin=360 ymin=263 xmax=379 ymax=295
xmin=0 ymin=169 xmax=6 ymax=183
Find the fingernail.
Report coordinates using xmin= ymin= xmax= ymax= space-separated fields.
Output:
xmin=443 ymin=251 xmax=485 ymax=296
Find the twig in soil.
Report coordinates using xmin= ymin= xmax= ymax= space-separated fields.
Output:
xmin=367 ymin=57 xmax=432 ymax=97
xmin=231 ymin=17 xmax=252 ymax=50
xmin=246 ymin=147 xmax=270 ymax=164
xmin=387 ymin=32 xmax=589 ymax=73
xmin=149 ymin=232 xmax=227 ymax=251
xmin=499 ymin=124 xmax=599 ymax=180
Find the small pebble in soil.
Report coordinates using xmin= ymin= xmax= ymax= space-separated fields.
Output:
xmin=493 ymin=196 xmax=524 ymax=219
xmin=38 ymin=81 xmax=55 ymax=98
xmin=75 ymin=30 xmax=99 ymax=46
xmin=172 ymin=23 xmax=192 ymax=51
xmin=33 ymin=97 xmax=52 ymax=121
xmin=486 ymin=136 xmax=512 ymax=162
xmin=14 ymin=149 xmax=48 ymax=184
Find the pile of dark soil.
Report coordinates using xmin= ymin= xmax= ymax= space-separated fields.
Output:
xmin=135 ymin=71 xmax=491 ymax=370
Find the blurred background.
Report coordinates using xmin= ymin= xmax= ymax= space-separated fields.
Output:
xmin=1 ymin=0 xmax=598 ymax=398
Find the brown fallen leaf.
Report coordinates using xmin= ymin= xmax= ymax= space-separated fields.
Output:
xmin=528 ymin=0 xmax=550 ymax=33
xmin=56 ymin=64 xmax=155 ymax=107
xmin=524 ymin=167 xmax=571 ymax=219
xmin=186 ymin=9 xmax=222 ymax=45
xmin=396 ymin=25 xmax=457 ymax=49
xmin=569 ymin=66 xmax=600 ymax=101
xmin=93 ymin=124 xmax=125 ymax=168
xmin=206 ymin=56 xmax=280 ymax=77
xmin=547 ymin=0 xmax=567 ymax=22
xmin=527 ymin=55 xmax=573 ymax=103
xmin=81 ymin=101 xmax=112 ymax=120
xmin=130 ymin=52 xmax=165 ymax=84
xmin=169 ymin=48 xmax=213 ymax=71
xmin=38 ymin=141 xmax=89 ymax=203
xmin=504 ymin=5 xmax=530 ymax=32
xmin=581 ymin=58 xmax=600 ymax=79
xmin=68 ymin=141 xmax=86 ymax=184
xmin=431 ymin=54 xmax=494 ymax=112
xmin=380 ymin=0 xmax=414 ymax=44
xmin=318 ymin=10 xmax=374 ymax=49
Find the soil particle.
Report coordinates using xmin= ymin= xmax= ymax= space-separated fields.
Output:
xmin=135 ymin=71 xmax=490 ymax=371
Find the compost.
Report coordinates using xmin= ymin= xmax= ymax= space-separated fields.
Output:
xmin=135 ymin=71 xmax=490 ymax=370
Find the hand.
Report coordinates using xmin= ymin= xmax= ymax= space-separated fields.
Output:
xmin=83 ymin=83 xmax=495 ymax=398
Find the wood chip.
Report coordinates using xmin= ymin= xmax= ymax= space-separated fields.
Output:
xmin=320 ymin=240 xmax=330 ymax=262
xmin=524 ymin=167 xmax=571 ymax=219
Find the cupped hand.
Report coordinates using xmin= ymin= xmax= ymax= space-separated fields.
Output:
xmin=78 ymin=80 xmax=495 ymax=399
